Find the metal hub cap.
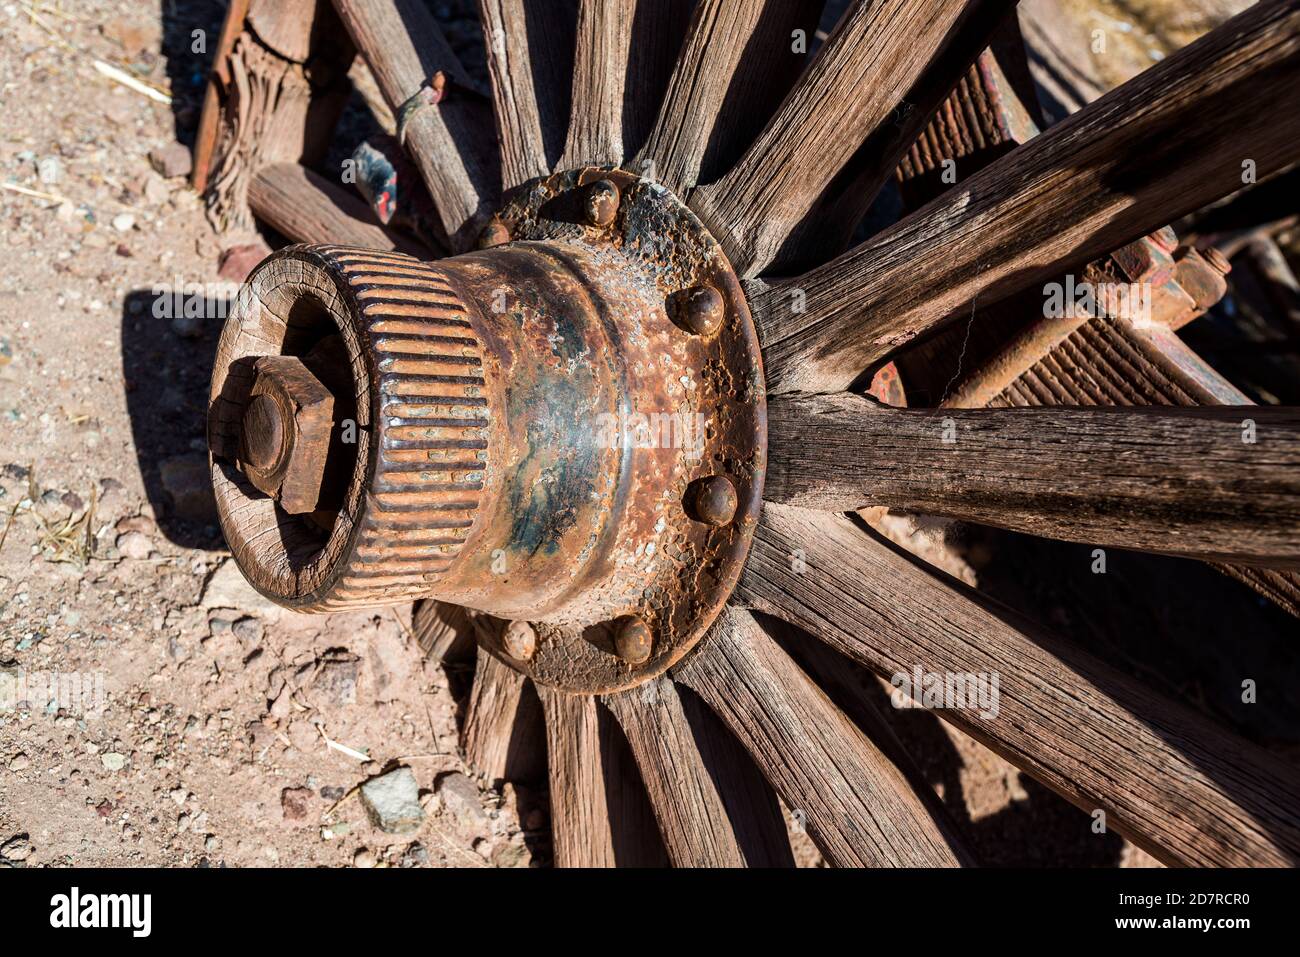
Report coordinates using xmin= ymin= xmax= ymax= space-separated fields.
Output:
xmin=208 ymin=168 xmax=766 ymax=692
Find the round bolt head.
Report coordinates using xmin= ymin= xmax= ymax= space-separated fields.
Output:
xmin=502 ymin=619 xmax=537 ymax=661
xmin=477 ymin=218 xmax=511 ymax=249
xmin=613 ymin=616 xmax=653 ymax=665
xmin=670 ymin=285 xmax=725 ymax=337
xmin=584 ymin=179 xmax=620 ymax=227
xmin=685 ymin=475 xmax=738 ymax=526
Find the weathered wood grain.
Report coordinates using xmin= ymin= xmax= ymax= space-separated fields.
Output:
xmin=671 ymin=681 xmax=796 ymax=867
xmin=332 ymin=0 xmax=498 ymax=250
xmin=766 ymin=392 xmax=1300 ymax=566
xmin=559 ymin=0 xmax=634 ymax=169
xmin=763 ymin=613 xmax=973 ymax=851
xmin=633 ymin=0 xmax=821 ymax=194
xmin=248 ymin=163 xmax=425 ymax=253
xmin=689 ymin=0 xmax=978 ymax=277
xmin=674 ymin=607 xmax=968 ymax=867
xmin=412 ymin=599 xmax=475 ymax=664
xmin=619 ymin=0 xmax=692 ymax=164
xmin=602 ymin=678 xmax=748 ymax=866
xmin=770 ymin=3 xmax=1020 ymax=272
xmin=756 ymin=0 xmax=1300 ymax=393
xmin=735 ymin=503 xmax=1300 ymax=866
xmin=193 ymin=0 xmax=254 ymax=194
xmin=462 ymin=646 xmax=530 ymax=783
xmin=538 ymin=687 xmax=668 ymax=867
xmin=478 ymin=0 xmax=577 ymax=189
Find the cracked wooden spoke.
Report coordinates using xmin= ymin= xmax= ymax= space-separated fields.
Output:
xmin=767 ymin=393 xmax=1300 ymax=566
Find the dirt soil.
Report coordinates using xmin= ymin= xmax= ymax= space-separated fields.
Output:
xmin=0 ymin=0 xmax=1290 ymax=870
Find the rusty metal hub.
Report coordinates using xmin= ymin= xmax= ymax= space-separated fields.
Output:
xmin=208 ymin=168 xmax=766 ymax=692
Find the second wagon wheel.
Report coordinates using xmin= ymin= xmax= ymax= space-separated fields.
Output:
xmin=205 ymin=0 xmax=1300 ymax=866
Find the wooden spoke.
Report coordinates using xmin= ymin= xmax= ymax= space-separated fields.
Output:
xmin=766 ymin=393 xmax=1300 ymax=567
xmin=559 ymin=0 xmax=633 ymax=169
xmin=333 ymin=0 xmax=498 ymax=251
xmin=461 ymin=645 xmax=545 ymax=784
xmin=538 ymin=688 xmax=669 ymax=867
xmin=412 ymin=599 xmax=474 ymax=664
xmin=736 ymin=504 xmax=1300 ymax=866
xmin=674 ymin=607 xmax=969 ymax=867
xmin=478 ymin=0 xmax=577 ymax=189
xmin=633 ymin=0 xmax=822 ymax=195
xmin=763 ymin=614 xmax=969 ymax=838
xmin=604 ymin=678 xmax=764 ymax=867
xmin=756 ymin=0 xmax=1300 ymax=393
xmin=248 ymin=163 xmax=425 ymax=253
xmin=689 ymin=0 xmax=996 ymax=277
xmin=619 ymin=0 xmax=693 ymax=164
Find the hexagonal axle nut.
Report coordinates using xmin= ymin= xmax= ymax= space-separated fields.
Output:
xmin=237 ymin=355 xmax=335 ymax=515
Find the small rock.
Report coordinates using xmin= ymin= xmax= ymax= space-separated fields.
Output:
xmin=202 ymin=559 xmax=282 ymax=618
xmin=205 ymin=835 xmax=220 ymax=853
xmin=352 ymin=847 xmax=376 ymax=868
xmin=111 ymin=212 xmax=136 ymax=233
xmin=115 ymin=530 xmax=154 ymax=560
xmin=101 ymin=752 xmax=127 ymax=772
xmin=7 ymin=752 xmax=30 ymax=772
xmin=314 ymin=653 xmax=359 ymax=706
xmin=142 ymin=172 xmax=170 ymax=206
xmin=434 ymin=771 xmax=488 ymax=834
xmin=232 ymin=617 xmax=263 ymax=645
xmin=320 ymin=785 xmax=346 ymax=802
xmin=0 ymin=834 xmax=32 ymax=862
xmin=359 ymin=767 xmax=424 ymax=835
xmin=159 ymin=454 xmax=217 ymax=523
xmin=169 ymin=787 xmax=188 ymax=807
xmin=37 ymin=156 xmax=60 ymax=185
xmin=95 ymin=799 xmax=115 ymax=818
xmin=149 ymin=142 xmax=193 ymax=179
xmin=218 ymin=242 xmax=271 ymax=283
xmin=281 ymin=786 xmax=313 ymax=823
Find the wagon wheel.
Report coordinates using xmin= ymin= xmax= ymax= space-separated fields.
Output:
xmin=204 ymin=0 xmax=1300 ymax=867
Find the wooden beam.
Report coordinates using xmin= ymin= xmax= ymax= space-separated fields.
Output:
xmin=675 ymin=607 xmax=969 ymax=867
xmin=412 ymin=599 xmax=474 ymax=664
xmin=757 ymin=0 xmax=1300 ymax=393
xmin=689 ymin=0 xmax=986 ymax=277
xmin=766 ymin=393 xmax=1300 ymax=567
xmin=735 ymin=503 xmax=1300 ymax=866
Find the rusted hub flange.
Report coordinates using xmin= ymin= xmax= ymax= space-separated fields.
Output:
xmin=208 ymin=168 xmax=766 ymax=692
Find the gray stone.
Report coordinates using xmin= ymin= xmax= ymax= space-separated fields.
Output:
xmin=359 ymin=767 xmax=424 ymax=835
